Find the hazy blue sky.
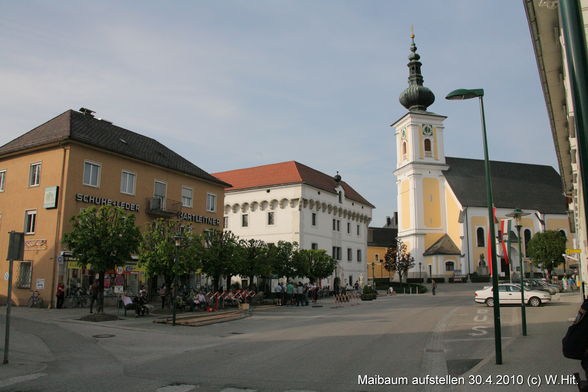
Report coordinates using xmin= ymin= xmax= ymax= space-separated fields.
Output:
xmin=0 ymin=1 xmax=555 ymax=226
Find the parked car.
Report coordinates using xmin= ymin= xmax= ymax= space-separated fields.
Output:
xmin=474 ymin=283 xmax=551 ymax=307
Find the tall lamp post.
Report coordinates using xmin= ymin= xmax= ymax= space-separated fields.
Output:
xmin=172 ymin=234 xmax=181 ymax=326
xmin=371 ymin=262 xmax=376 ymax=287
xmin=419 ymin=262 xmax=422 ymax=281
xmin=507 ymin=208 xmax=530 ymax=336
xmin=446 ymin=88 xmax=502 ymax=365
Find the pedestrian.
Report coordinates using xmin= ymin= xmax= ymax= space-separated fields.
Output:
xmin=274 ymin=282 xmax=283 ymax=306
xmin=89 ymin=280 xmax=99 ymax=313
xmin=563 ymin=297 xmax=588 ymax=382
xmin=431 ymin=279 xmax=437 ymax=296
xmin=159 ymin=284 xmax=167 ymax=309
xmin=56 ymin=282 xmax=65 ymax=309
xmin=296 ymin=282 xmax=303 ymax=306
xmin=286 ymin=281 xmax=294 ymax=305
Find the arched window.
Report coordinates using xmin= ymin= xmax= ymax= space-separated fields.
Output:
xmin=524 ymin=229 xmax=532 ymax=256
xmin=424 ymin=139 xmax=432 ymax=157
xmin=445 ymin=261 xmax=455 ymax=272
xmin=402 ymin=142 xmax=407 ymax=160
xmin=476 ymin=227 xmax=485 ymax=247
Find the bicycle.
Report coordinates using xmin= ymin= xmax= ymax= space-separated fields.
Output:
xmin=27 ymin=290 xmax=44 ymax=308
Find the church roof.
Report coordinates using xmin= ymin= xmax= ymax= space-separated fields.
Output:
xmin=423 ymin=234 xmax=461 ymax=256
xmin=0 ymin=109 xmax=230 ymax=187
xmin=444 ymin=157 xmax=567 ymax=214
xmin=213 ymin=161 xmax=375 ymax=208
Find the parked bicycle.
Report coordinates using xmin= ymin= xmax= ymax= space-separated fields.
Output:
xmin=67 ymin=287 xmax=88 ymax=308
xmin=27 ymin=290 xmax=44 ymax=308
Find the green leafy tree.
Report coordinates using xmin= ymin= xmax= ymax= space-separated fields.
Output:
xmin=267 ymin=241 xmax=298 ymax=280
xmin=526 ymin=230 xmax=566 ymax=275
xmin=63 ymin=205 xmax=141 ymax=313
xmin=198 ymin=229 xmax=241 ymax=290
xmin=237 ymin=239 xmax=271 ymax=288
xmin=293 ymin=249 xmax=337 ymax=284
xmin=139 ymin=219 xmax=201 ymax=305
xmin=384 ymin=238 xmax=414 ymax=283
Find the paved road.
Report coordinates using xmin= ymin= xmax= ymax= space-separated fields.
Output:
xmin=0 ymin=283 xmax=575 ymax=391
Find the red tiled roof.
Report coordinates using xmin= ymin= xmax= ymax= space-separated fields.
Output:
xmin=213 ymin=161 xmax=374 ymax=208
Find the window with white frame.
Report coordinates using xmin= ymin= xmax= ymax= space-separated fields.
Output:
xmin=83 ymin=161 xmax=100 ymax=187
xmin=445 ymin=261 xmax=455 ymax=271
xmin=242 ymin=214 xmax=249 ymax=227
xmin=347 ymin=222 xmax=350 ymax=234
xmin=29 ymin=162 xmax=41 ymax=187
xmin=207 ymin=193 xmax=217 ymax=212
xmin=357 ymin=224 xmax=360 ymax=236
xmin=267 ymin=211 xmax=275 ymax=225
xmin=312 ymin=213 xmax=317 ymax=226
xmin=0 ymin=170 xmax=5 ymax=191
xmin=120 ymin=171 xmax=136 ymax=195
xmin=347 ymin=248 xmax=352 ymax=262
xmin=311 ymin=243 xmax=318 ymax=250
xmin=181 ymin=186 xmax=193 ymax=208
xmin=24 ymin=210 xmax=36 ymax=234
xmin=357 ymin=249 xmax=362 ymax=262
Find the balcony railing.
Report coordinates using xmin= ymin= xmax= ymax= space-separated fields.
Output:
xmin=146 ymin=197 xmax=181 ymax=218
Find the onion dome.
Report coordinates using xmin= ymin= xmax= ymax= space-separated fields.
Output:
xmin=399 ymin=33 xmax=435 ymax=111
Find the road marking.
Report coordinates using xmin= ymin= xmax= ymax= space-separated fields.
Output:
xmin=469 ymin=325 xmax=489 ymax=336
xmin=156 ymin=385 xmax=196 ymax=392
xmin=445 ymin=337 xmax=512 ymax=342
xmin=0 ymin=372 xmax=47 ymax=388
xmin=473 ymin=314 xmax=488 ymax=322
xmin=220 ymin=389 xmax=257 ymax=392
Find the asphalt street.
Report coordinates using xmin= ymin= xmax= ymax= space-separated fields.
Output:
xmin=0 ymin=283 xmax=581 ymax=392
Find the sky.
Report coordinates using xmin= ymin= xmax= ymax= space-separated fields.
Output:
xmin=0 ymin=1 xmax=556 ymax=227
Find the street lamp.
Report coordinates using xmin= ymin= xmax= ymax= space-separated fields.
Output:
xmin=172 ymin=234 xmax=181 ymax=326
xmin=419 ymin=262 xmax=422 ymax=281
xmin=371 ymin=262 xmax=376 ymax=287
xmin=506 ymin=208 xmax=531 ymax=336
xmin=446 ymin=88 xmax=502 ymax=365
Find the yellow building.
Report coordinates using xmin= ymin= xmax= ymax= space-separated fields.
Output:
xmin=367 ymin=227 xmax=396 ymax=281
xmin=393 ymin=37 xmax=573 ymax=281
xmin=0 ymin=108 xmax=229 ymax=305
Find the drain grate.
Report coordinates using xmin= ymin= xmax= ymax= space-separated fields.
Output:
xmin=92 ymin=334 xmax=115 ymax=339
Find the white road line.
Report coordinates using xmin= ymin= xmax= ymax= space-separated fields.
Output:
xmin=445 ymin=337 xmax=513 ymax=342
xmin=0 ymin=372 xmax=47 ymax=388
xmin=156 ymin=385 xmax=196 ymax=392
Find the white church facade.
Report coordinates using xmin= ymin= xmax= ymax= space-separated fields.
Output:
xmin=393 ymin=36 xmax=574 ymax=281
xmin=213 ymin=161 xmax=373 ymax=287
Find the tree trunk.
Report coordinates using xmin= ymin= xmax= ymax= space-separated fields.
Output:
xmin=97 ymin=272 xmax=105 ymax=314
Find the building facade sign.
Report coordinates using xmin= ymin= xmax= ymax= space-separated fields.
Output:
xmin=44 ymin=186 xmax=59 ymax=209
xmin=75 ymin=193 xmax=140 ymax=212
xmin=177 ymin=211 xmax=220 ymax=226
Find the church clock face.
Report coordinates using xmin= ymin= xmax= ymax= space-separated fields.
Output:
xmin=422 ymin=124 xmax=433 ymax=136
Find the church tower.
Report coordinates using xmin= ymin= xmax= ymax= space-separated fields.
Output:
xmin=392 ymin=34 xmax=453 ymax=279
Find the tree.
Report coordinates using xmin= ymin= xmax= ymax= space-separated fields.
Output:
xmin=198 ymin=229 xmax=241 ymax=290
xmin=139 ymin=219 xmax=201 ymax=306
xmin=63 ymin=205 xmax=141 ymax=314
xmin=267 ymin=241 xmax=298 ymax=281
xmin=293 ymin=249 xmax=337 ymax=284
xmin=237 ymin=239 xmax=271 ymax=288
xmin=384 ymin=238 xmax=414 ymax=283
xmin=526 ymin=230 xmax=566 ymax=275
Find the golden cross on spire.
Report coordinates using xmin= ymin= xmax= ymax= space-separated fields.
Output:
xmin=410 ymin=25 xmax=415 ymax=40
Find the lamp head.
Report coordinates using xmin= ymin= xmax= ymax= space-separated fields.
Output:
xmin=445 ymin=88 xmax=484 ymax=100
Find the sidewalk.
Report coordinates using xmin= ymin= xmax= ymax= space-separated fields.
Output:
xmin=455 ymin=292 xmax=584 ymax=391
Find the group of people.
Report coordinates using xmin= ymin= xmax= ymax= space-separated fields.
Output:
xmin=562 ymin=274 xmax=579 ymax=291
xmin=274 ymin=281 xmax=317 ymax=306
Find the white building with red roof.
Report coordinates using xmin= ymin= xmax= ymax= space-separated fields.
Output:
xmin=213 ymin=161 xmax=374 ymax=288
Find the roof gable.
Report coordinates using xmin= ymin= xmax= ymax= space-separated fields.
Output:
xmin=0 ymin=110 xmax=229 ymax=187
xmin=213 ymin=161 xmax=374 ymax=208
xmin=423 ymin=234 xmax=461 ymax=256
xmin=443 ymin=157 xmax=567 ymax=214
